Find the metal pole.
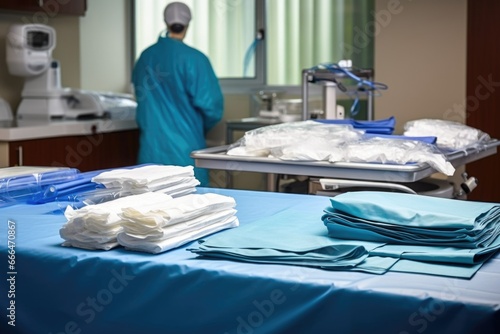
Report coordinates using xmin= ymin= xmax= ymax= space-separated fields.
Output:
xmin=323 ymin=83 xmax=338 ymax=119
xmin=301 ymin=69 xmax=310 ymax=121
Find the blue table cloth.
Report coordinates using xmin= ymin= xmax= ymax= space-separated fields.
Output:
xmin=0 ymin=188 xmax=499 ymax=334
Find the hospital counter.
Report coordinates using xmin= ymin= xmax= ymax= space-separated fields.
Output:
xmin=0 ymin=118 xmax=138 ymax=171
xmin=0 ymin=187 xmax=498 ymax=334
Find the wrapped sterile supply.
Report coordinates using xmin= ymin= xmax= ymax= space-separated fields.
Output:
xmin=0 ymin=166 xmax=79 ymax=207
xmin=403 ymin=119 xmax=491 ymax=151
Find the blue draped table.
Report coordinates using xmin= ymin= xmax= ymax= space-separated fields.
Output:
xmin=0 ymin=187 xmax=499 ymax=334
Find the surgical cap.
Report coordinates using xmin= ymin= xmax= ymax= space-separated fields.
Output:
xmin=164 ymin=2 xmax=192 ymax=26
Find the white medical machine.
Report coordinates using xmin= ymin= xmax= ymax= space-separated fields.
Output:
xmin=0 ymin=97 xmax=13 ymax=121
xmin=6 ymin=24 xmax=136 ymax=120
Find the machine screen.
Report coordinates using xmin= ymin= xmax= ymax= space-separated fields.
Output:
xmin=27 ymin=31 xmax=49 ymax=49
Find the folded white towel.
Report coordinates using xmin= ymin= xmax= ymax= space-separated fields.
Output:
xmin=116 ymin=192 xmax=239 ymax=254
xmin=123 ymin=208 xmax=237 ymax=240
xmin=117 ymin=216 xmax=239 ymax=254
xmin=59 ymin=192 xmax=173 ymax=250
xmin=92 ymin=165 xmax=195 ymax=189
xmin=61 ymin=240 xmax=120 ymax=251
xmin=153 ymin=177 xmax=200 ymax=197
xmin=59 ymin=188 xmax=239 ymax=254
xmin=120 ymin=193 xmax=236 ymax=232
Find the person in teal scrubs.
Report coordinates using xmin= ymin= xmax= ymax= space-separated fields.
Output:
xmin=132 ymin=2 xmax=223 ymax=187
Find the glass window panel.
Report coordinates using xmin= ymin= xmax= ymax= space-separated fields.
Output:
xmin=133 ymin=0 xmax=256 ymax=79
xmin=266 ymin=0 xmax=374 ymax=86
xmin=132 ymin=0 xmax=374 ymax=86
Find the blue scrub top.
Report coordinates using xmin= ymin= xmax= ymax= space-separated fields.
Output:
xmin=132 ymin=35 xmax=223 ymax=186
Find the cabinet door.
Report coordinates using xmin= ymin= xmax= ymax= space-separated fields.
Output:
xmin=8 ymin=130 xmax=139 ymax=172
xmin=0 ymin=0 xmax=87 ymax=16
xmin=466 ymin=0 xmax=500 ymax=202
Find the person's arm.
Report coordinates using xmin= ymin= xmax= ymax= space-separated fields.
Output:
xmin=187 ymin=55 xmax=224 ymax=134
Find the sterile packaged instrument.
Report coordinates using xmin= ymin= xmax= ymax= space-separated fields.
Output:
xmin=0 ymin=167 xmax=80 ymax=207
xmin=56 ymin=188 xmax=145 ymax=211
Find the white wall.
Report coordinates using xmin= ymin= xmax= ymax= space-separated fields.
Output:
xmin=79 ymin=0 xmax=131 ymax=93
xmin=373 ymin=0 xmax=467 ymax=190
xmin=374 ymin=0 xmax=467 ymax=133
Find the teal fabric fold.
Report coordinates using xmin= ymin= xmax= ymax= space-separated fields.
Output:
xmin=322 ymin=191 xmax=500 ymax=278
xmin=323 ymin=191 xmax=500 ymax=248
xmin=191 ymin=191 xmax=500 ymax=279
xmin=189 ymin=208 xmax=391 ymax=273
xmin=328 ymin=191 xmax=497 ymax=229
xmin=369 ymin=237 xmax=500 ymax=265
xmin=389 ymin=259 xmax=484 ymax=278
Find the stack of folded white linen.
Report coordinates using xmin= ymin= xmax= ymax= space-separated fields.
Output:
xmin=116 ymin=192 xmax=239 ymax=254
xmin=60 ymin=192 xmax=173 ymax=250
xmin=92 ymin=164 xmax=200 ymax=197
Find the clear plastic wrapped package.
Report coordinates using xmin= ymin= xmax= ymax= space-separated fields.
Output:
xmin=224 ymin=120 xmax=457 ymax=175
xmin=342 ymin=137 xmax=456 ymax=176
xmin=271 ymin=136 xmax=347 ymax=162
xmin=403 ymin=119 xmax=491 ymax=151
xmin=0 ymin=167 xmax=80 ymax=207
xmin=56 ymin=187 xmax=142 ymax=211
xmin=226 ymin=121 xmax=364 ymax=159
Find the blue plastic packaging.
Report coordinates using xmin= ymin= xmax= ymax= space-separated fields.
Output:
xmin=0 ymin=167 xmax=80 ymax=207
